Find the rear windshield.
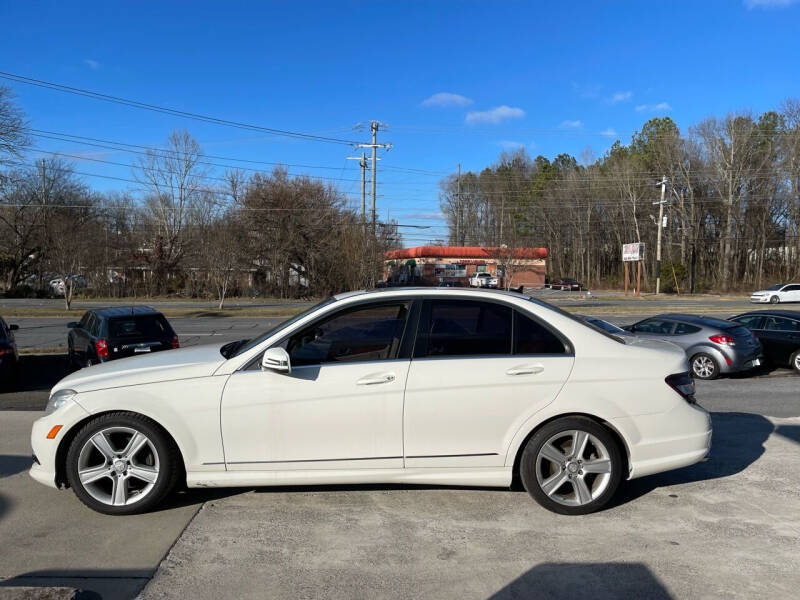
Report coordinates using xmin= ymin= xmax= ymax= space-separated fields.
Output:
xmin=108 ymin=315 xmax=172 ymax=339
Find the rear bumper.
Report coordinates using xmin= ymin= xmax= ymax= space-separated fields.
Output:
xmin=612 ymin=402 xmax=712 ymax=480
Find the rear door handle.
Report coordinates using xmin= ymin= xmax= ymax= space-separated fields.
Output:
xmin=506 ymin=364 xmax=545 ymax=376
xmin=356 ymin=372 xmax=396 ymax=385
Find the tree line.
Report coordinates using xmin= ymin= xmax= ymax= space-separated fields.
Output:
xmin=0 ymin=86 xmax=399 ymax=308
xmin=440 ymin=102 xmax=800 ymax=292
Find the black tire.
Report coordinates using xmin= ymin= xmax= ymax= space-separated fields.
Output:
xmin=519 ymin=416 xmax=623 ymax=515
xmin=770 ymin=295 xmax=780 ymax=304
xmin=65 ymin=412 xmax=181 ymax=515
xmin=691 ymin=352 xmax=720 ymax=380
xmin=791 ymin=350 xmax=800 ymax=375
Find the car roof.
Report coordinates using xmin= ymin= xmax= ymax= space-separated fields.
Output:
xmin=332 ymin=287 xmax=531 ymax=302
xmin=89 ymin=306 xmax=163 ymax=318
xmin=731 ymin=309 xmax=800 ymax=320
xmin=651 ymin=313 xmax=736 ymax=328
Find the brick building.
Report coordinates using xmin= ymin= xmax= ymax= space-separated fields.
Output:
xmin=383 ymin=245 xmax=548 ymax=288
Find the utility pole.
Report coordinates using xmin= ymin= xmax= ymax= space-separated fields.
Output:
xmin=356 ymin=121 xmax=392 ymax=236
xmin=346 ymin=152 xmax=368 ymax=223
xmin=456 ymin=163 xmax=461 ymax=245
xmin=654 ymin=176 xmax=668 ymax=295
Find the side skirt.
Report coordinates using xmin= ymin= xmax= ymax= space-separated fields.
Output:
xmin=187 ymin=467 xmax=513 ymax=489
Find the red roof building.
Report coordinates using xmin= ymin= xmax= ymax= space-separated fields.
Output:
xmin=383 ymin=245 xmax=548 ymax=288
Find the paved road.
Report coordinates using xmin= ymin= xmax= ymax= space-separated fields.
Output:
xmin=1 ymin=377 xmax=798 ymax=598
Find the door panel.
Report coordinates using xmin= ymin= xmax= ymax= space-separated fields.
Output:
xmin=221 ymin=360 xmax=409 ymax=470
xmin=403 ymin=355 xmax=574 ymax=467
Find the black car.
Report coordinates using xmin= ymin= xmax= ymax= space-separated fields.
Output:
xmin=728 ymin=310 xmax=800 ymax=374
xmin=0 ymin=316 xmax=20 ymax=388
xmin=553 ymin=278 xmax=583 ymax=291
xmin=67 ymin=306 xmax=179 ymax=368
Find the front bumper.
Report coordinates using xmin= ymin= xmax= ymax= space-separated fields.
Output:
xmin=750 ymin=295 xmax=770 ymax=303
xmin=28 ymin=399 xmax=91 ymax=490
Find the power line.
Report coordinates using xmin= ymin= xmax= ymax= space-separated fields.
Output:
xmin=0 ymin=71 xmax=359 ymax=145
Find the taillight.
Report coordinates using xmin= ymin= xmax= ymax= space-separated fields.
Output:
xmin=171 ymin=335 xmax=179 ymax=349
xmin=709 ymin=334 xmax=735 ymax=346
xmin=94 ymin=339 xmax=109 ymax=359
xmin=0 ymin=348 xmax=7 ymax=357
xmin=665 ymin=372 xmax=696 ymax=403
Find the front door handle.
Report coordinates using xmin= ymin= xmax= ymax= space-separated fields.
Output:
xmin=356 ymin=372 xmax=396 ymax=385
xmin=506 ymin=364 xmax=545 ymax=376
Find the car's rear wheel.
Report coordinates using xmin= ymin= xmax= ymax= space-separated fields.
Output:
xmin=520 ymin=417 xmax=623 ymax=515
xmin=65 ymin=412 xmax=180 ymax=515
xmin=770 ymin=295 xmax=780 ymax=304
xmin=691 ymin=353 xmax=719 ymax=380
xmin=791 ymin=350 xmax=800 ymax=375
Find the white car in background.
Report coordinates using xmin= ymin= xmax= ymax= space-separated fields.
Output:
xmin=750 ymin=283 xmax=800 ymax=304
xmin=469 ymin=272 xmax=499 ymax=288
xmin=30 ymin=288 xmax=711 ymax=516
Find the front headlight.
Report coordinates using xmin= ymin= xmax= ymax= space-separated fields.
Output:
xmin=45 ymin=389 xmax=77 ymax=415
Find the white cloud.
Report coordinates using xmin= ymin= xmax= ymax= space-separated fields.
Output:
xmin=744 ymin=0 xmax=798 ymax=8
xmin=609 ymin=91 xmax=632 ymax=104
xmin=635 ymin=102 xmax=672 ymax=112
xmin=83 ymin=59 xmax=100 ymax=70
xmin=421 ymin=92 xmax=473 ymax=108
xmin=465 ymin=105 xmax=525 ymax=125
xmin=559 ymin=119 xmax=583 ymax=128
xmin=497 ymin=140 xmax=525 ymax=149
xmin=600 ymin=127 xmax=617 ymax=138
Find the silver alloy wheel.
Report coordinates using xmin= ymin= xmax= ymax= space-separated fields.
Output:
xmin=770 ymin=295 xmax=779 ymax=304
xmin=794 ymin=353 xmax=800 ymax=371
xmin=76 ymin=426 xmax=160 ymax=506
xmin=693 ymin=355 xmax=715 ymax=378
xmin=535 ymin=429 xmax=613 ymax=507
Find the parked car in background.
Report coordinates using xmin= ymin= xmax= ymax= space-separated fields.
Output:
xmin=576 ymin=315 xmax=632 ymax=337
xmin=625 ymin=314 xmax=763 ymax=380
xmin=437 ymin=280 xmax=464 ymax=287
xmin=728 ymin=310 xmax=800 ymax=374
xmin=0 ymin=317 xmax=20 ymax=389
xmin=32 ymin=288 xmax=711 ymax=516
xmin=468 ymin=272 xmax=498 ymax=288
xmin=67 ymin=306 xmax=179 ymax=368
xmin=750 ymin=283 xmax=800 ymax=304
xmin=552 ymin=278 xmax=583 ymax=291
xmin=49 ymin=275 xmax=87 ymax=297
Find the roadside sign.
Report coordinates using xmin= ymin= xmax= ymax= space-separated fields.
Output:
xmin=622 ymin=243 xmax=644 ymax=262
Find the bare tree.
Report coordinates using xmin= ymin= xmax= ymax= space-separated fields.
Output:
xmin=0 ymin=86 xmax=29 ymax=167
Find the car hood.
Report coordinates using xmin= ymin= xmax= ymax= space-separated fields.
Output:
xmin=751 ymin=290 xmax=771 ymax=295
xmin=51 ymin=344 xmax=228 ymax=395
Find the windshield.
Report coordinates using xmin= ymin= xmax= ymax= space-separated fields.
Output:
xmin=766 ymin=284 xmax=784 ymax=291
xmin=229 ymin=298 xmax=336 ymax=358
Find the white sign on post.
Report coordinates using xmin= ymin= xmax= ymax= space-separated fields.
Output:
xmin=622 ymin=243 xmax=644 ymax=262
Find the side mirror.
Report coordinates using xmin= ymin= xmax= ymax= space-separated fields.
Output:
xmin=67 ymin=322 xmax=79 ymax=329
xmin=262 ymin=347 xmax=291 ymax=374
xmin=9 ymin=324 xmax=19 ymax=331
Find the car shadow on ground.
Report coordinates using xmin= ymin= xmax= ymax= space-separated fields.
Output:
xmin=11 ymin=353 xmax=71 ymax=392
xmin=487 ymin=562 xmax=672 ymax=599
xmin=0 ymin=454 xmax=32 ymax=478
xmin=0 ymin=568 xmax=149 ymax=600
xmin=612 ymin=411 xmax=774 ymax=507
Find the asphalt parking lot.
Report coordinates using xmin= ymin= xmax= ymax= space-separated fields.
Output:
xmin=1 ymin=302 xmax=799 ymax=599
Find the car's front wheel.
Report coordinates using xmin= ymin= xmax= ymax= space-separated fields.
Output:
xmin=65 ymin=412 xmax=180 ymax=515
xmin=770 ymin=295 xmax=780 ymax=304
xmin=520 ymin=417 xmax=623 ymax=515
xmin=791 ymin=350 xmax=800 ymax=375
xmin=691 ymin=353 xmax=719 ymax=380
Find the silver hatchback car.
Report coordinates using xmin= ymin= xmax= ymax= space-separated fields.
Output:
xmin=625 ymin=313 xmax=763 ymax=380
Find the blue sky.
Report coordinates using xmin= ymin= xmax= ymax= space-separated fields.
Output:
xmin=2 ymin=0 xmax=800 ymax=243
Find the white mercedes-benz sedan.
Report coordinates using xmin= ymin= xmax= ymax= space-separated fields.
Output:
xmin=30 ymin=288 xmax=711 ymax=515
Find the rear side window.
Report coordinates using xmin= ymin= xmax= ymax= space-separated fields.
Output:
xmin=674 ymin=323 xmax=701 ymax=335
xmin=514 ymin=311 xmax=566 ymax=354
xmin=420 ymin=300 xmax=511 ymax=357
xmin=109 ymin=315 xmax=171 ymax=339
xmin=732 ymin=315 xmax=764 ymax=329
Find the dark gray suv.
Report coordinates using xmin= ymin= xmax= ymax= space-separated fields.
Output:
xmin=626 ymin=313 xmax=763 ymax=380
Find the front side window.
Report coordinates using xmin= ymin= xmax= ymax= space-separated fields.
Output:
xmin=420 ymin=299 xmax=511 ymax=357
xmin=286 ymin=302 xmax=409 ymax=366
xmin=632 ymin=319 xmax=675 ymax=334
xmin=764 ymin=316 xmax=800 ymax=332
